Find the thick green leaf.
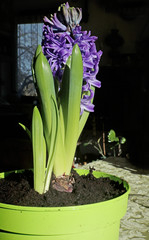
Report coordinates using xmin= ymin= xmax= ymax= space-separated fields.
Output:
xmin=44 ymin=96 xmax=60 ymax=192
xmin=52 ymin=117 xmax=66 ymax=177
xmin=59 ymin=56 xmax=71 ymax=137
xmin=34 ymin=45 xmax=58 ymax=160
xmin=32 ymin=106 xmax=46 ymax=194
xmin=58 ymin=44 xmax=83 ymax=175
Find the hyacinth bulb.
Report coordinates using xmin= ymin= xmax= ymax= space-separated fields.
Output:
xmin=42 ymin=2 xmax=103 ymax=114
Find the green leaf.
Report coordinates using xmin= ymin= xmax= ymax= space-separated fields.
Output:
xmin=108 ymin=129 xmax=119 ymax=142
xmin=57 ymin=44 xmax=83 ymax=175
xmin=59 ymin=56 xmax=71 ymax=135
xmin=19 ymin=123 xmax=31 ymax=139
xmin=33 ymin=45 xmax=63 ymax=191
xmin=32 ymin=45 xmax=42 ymax=84
xmin=32 ymin=106 xmax=46 ymax=194
xmin=34 ymin=45 xmax=58 ymax=157
xmin=44 ymin=96 xmax=60 ymax=192
xmin=120 ymin=137 xmax=126 ymax=144
xmin=52 ymin=116 xmax=66 ymax=177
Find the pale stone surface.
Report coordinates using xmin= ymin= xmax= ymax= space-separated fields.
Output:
xmin=77 ymin=157 xmax=149 ymax=240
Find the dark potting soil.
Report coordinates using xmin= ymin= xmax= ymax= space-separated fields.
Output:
xmin=0 ymin=169 xmax=126 ymax=207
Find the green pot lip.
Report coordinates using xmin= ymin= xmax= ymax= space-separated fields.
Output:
xmin=0 ymin=168 xmax=130 ymax=211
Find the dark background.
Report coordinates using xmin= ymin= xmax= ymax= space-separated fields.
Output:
xmin=0 ymin=0 xmax=149 ymax=171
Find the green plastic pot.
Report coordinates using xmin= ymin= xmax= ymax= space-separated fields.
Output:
xmin=0 ymin=168 xmax=130 ymax=240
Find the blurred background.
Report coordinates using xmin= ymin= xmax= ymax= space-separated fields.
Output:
xmin=0 ymin=0 xmax=149 ymax=171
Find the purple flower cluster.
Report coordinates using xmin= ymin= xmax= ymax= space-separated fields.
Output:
xmin=42 ymin=2 xmax=102 ymax=114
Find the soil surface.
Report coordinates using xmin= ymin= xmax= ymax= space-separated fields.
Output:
xmin=0 ymin=169 xmax=126 ymax=207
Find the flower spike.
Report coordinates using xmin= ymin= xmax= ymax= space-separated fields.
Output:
xmin=42 ymin=2 xmax=102 ymax=115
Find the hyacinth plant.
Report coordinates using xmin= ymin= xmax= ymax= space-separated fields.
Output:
xmin=20 ymin=2 xmax=102 ymax=194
